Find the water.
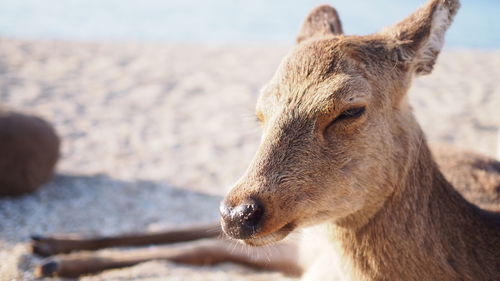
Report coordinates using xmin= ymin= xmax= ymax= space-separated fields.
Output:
xmin=0 ymin=0 xmax=498 ymax=48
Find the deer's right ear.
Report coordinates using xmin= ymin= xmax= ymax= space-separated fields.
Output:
xmin=296 ymin=5 xmax=343 ymax=44
xmin=382 ymin=0 xmax=460 ymax=76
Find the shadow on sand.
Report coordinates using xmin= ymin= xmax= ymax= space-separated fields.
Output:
xmin=0 ymin=173 xmax=222 ymax=279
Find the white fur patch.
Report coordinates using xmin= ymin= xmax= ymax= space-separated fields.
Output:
xmin=416 ymin=4 xmax=453 ymax=74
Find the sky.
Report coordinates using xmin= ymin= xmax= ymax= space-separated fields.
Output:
xmin=0 ymin=0 xmax=498 ymax=48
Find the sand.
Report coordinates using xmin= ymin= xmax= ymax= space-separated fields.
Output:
xmin=0 ymin=38 xmax=499 ymax=281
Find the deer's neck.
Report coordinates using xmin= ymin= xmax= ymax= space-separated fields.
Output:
xmin=330 ymin=141 xmax=498 ymax=281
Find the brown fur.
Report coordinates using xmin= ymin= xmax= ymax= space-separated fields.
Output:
xmin=221 ymin=0 xmax=500 ymax=279
xmin=32 ymin=1 xmax=500 ymax=279
xmin=433 ymin=144 xmax=500 ymax=212
xmin=0 ymin=108 xmax=60 ymax=196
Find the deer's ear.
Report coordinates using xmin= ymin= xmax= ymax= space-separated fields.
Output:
xmin=296 ymin=5 xmax=343 ymax=44
xmin=383 ymin=0 xmax=460 ymax=75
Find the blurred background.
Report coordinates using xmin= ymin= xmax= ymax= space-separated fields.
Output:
xmin=0 ymin=0 xmax=498 ymax=48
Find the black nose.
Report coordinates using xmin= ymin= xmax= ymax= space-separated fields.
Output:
xmin=220 ymin=198 xmax=265 ymax=239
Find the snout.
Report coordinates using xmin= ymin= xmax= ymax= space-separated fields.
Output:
xmin=219 ymin=198 xmax=265 ymax=239
xmin=219 ymin=195 xmax=297 ymax=246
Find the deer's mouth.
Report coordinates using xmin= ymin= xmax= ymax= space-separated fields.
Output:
xmin=241 ymin=221 xmax=296 ymax=246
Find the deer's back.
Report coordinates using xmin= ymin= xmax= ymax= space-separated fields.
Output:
xmin=432 ymin=144 xmax=500 ymax=213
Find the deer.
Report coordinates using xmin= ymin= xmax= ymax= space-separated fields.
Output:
xmin=0 ymin=108 xmax=59 ymax=197
xmin=31 ymin=0 xmax=500 ymax=280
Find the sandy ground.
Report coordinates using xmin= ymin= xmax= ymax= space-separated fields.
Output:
xmin=0 ymin=38 xmax=499 ymax=281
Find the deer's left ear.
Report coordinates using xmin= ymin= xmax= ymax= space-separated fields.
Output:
xmin=383 ymin=0 xmax=460 ymax=75
xmin=296 ymin=5 xmax=343 ymax=43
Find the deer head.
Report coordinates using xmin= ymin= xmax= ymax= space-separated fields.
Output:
xmin=220 ymin=0 xmax=460 ymax=245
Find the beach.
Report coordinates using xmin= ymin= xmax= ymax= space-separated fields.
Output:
xmin=0 ymin=38 xmax=499 ymax=280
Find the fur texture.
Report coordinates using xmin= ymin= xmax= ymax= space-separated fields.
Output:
xmin=222 ymin=0 xmax=500 ymax=280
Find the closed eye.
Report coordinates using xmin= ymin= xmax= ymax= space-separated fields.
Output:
xmin=325 ymin=106 xmax=366 ymax=133
xmin=335 ymin=106 xmax=366 ymax=122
